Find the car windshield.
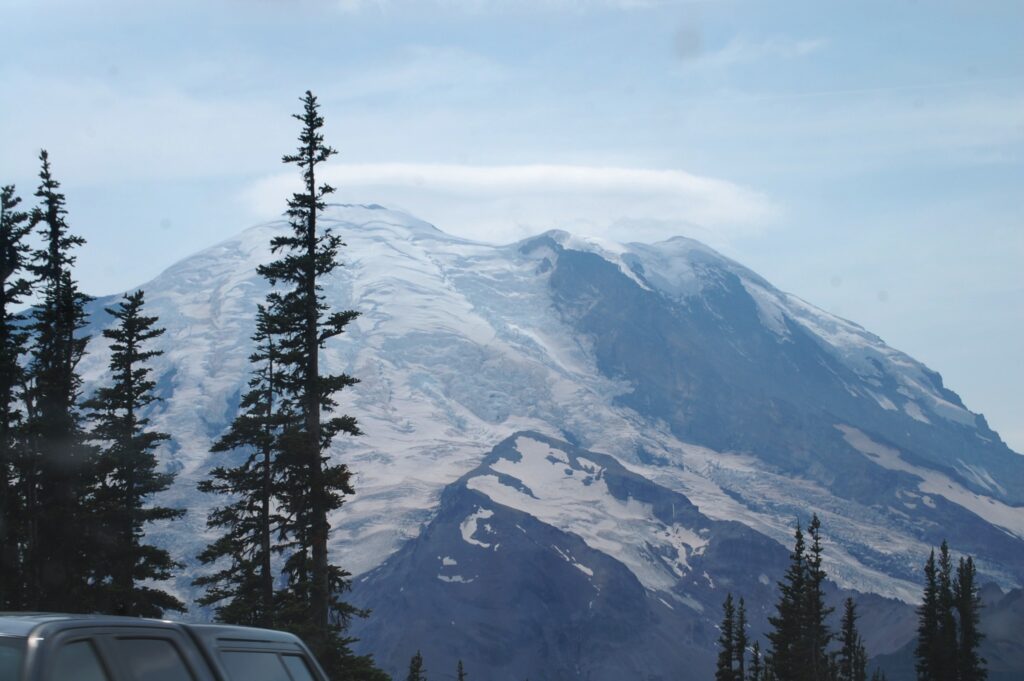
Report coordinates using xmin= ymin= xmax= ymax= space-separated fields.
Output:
xmin=0 ymin=637 xmax=26 ymax=679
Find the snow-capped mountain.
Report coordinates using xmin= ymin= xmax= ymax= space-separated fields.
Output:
xmin=77 ymin=204 xmax=1024 ymax=679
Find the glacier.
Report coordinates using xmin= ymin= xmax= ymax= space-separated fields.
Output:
xmin=74 ymin=204 xmax=1024 ymax=679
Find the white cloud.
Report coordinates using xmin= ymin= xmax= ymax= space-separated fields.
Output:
xmin=240 ymin=162 xmax=778 ymax=246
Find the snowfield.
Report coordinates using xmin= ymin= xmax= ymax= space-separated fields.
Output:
xmin=76 ymin=204 xmax=1023 ymax=610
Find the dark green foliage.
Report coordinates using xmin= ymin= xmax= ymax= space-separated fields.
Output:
xmin=20 ymin=150 xmax=96 ymax=610
xmin=279 ymin=642 xmax=389 ymax=681
xmin=709 ymin=593 xmax=756 ymax=681
xmin=913 ymin=542 xmax=987 ymax=681
xmin=828 ymin=653 xmax=840 ymax=681
xmin=717 ymin=593 xmax=737 ymax=681
xmin=195 ymin=306 xmax=288 ymax=627
xmin=255 ymin=90 xmax=363 ymax=671
xmin=749 ymin=642 xmax=764 ymax=681
xmin=915 ymin=549 xmax=939 ymax=681
xmin=83 ymin=290 xmax=183 ymax=616
xmin=936 ymin=542 xmax=958 ymax=681
xmin=765 ymin=514 xmax=833 ymax=681
xmin=0 ymin=184 xmax=32 ymax=608
xmin=406 ymin=651 xmax=425 ymax=681
xmin=727 ymin=520 xmax=890 ymax=681
xmin=767 ymin=520 xmax=807 ymax=680
xmin=735 ymin=598 xmax=748 ymax=681
xmin=805 ymin=515 xmax=834 ymax=681
xmin=954 ymin=557 xmax=986 ymax=681
xmin=194 ymin=92 xmax=381 ymax=679
xmin=837 ymin=598 xmax=867 ymax=681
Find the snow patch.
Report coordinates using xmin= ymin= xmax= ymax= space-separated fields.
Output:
xmin=837 ymin=425 xmax=1024 ymax=540
xmin=460 ymin=508 xmax=495 ymax=549
xmin=438 ymin=574 xmax=474 ymax=584
xmin=466 ymin=435 xmax=709 ymax=592
xmin=545 ymin=231 xmax=652 ymax=291
xmin=957 ymin=460 xmax=1007 ymax=496
xmin=903 ymin=401 xmax=931 ymax=424
xmin=553 ymin=545 xmax=594 ymax=577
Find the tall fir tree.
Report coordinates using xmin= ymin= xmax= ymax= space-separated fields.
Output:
xmin=767 ymin=520 xmax=807 ymax=681
xmin=406 ymin=651 xmax=426 ymax=681
xmin=838 ymin=598 xmax=867 ymax=681
xmin=0 ymin=184 xmax=33 ymax=608
xmin=457 ymin=659 xmax=467 ymax=681
xmin=83 ymin=290 xmax=183 ymax=616
xmin=21 ymin=150 xmax=97 ymax=609
xmin=254 ymin=91 xmax=364 ymax=673
xmin=953 ymin=556 xmax=986 ymax=681
xmin=914 ymin=549 xmax=939 ymax=681
xmin=716 ymin=593 xmax=738 ymax=681
xmin=804 ymin=515 xmax=834 ymax=681
xmin=195 ymin=305 xmax=288 ymax=626
xmin=735 ymin=597 xmax=749 ymax=681
xmin=749 ymin=641 xmax=764 ymax=681
xmin=935 ymin=542 xmax=958 ymax=681
xmin=914 ymin=543 xmax=988 ymax=681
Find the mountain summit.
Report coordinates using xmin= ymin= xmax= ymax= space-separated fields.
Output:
xmin=78 ymin=204 xmax=1023 ymax=679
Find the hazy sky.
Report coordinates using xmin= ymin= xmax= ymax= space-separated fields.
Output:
xmin=2 ymin=0 xmax=1022 ymax=451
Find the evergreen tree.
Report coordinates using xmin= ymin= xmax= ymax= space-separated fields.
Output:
xmin=717 ymin=593 xmax=737 ymax=681
xmin=804 ymin=515 xmax=834 ymax=681
xmin=827 ymin=653 xmax=840 ymax=681
xmin=914 ymin=549 xmax=939 ymax=681
xmin=255 ymin=91 xmax=364 ymax=673
xmin=749 ymin=642 xmax=764 ymax=681
xmin=21 ymin=150 xmax=96 ymax=609
xmin=735 ymin=597 xmax=749 ymax=681
xmin=195 ymin=305 xmax=288 ymax=626
xmin=954 ymin=556 xmax=986 ymax=681
xmin=457 ymin=659 xmax=467 ymax=681
xmin=83 ymin=290 xmax=183 ymax=616
xmin=914 ymin=543 xmax=988 ymax=681
xmin=935 ymin=542 xmax=958 ymax=681
xmin=838 ymin=598 xmax=867 ymax=681
xmin=0 ymin=184 xmax=32 ymax=608
xmin=869 ymin=671 xmax=887 ymax=681
xmin=406 ymin=651 xmax=426 ymax=681
xmin=767 ymin=521 xmax=807 ymax=681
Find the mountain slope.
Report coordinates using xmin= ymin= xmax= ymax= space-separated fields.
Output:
xmin=73 ymin=204 xmax=1023 ymax=675
xmin=349 ymin=432 xmax=790 ymax=681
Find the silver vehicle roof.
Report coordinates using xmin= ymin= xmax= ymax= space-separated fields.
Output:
xmin=0 ymin=613 xmax=303 ymax=644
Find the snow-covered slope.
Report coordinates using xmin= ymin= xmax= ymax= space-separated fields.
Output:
xmin=78 ymin=204 xmax=1024 ymax=675
xmin=349 ymin=432 xmax=792 ymax=681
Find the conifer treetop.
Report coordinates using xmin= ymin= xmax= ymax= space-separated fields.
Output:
xmin=31 ymin=150 xmax=84 ymax=281
xmin=1 ymin=185 xmax=33 ymax=305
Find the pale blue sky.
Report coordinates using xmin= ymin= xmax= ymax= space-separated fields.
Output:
xmin=2 ymin=0 xmax=1022 ymax=450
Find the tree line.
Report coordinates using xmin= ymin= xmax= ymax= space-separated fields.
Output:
xmin=403 ymin=651 xmax=468 ymax=681
xmin=0 ymin=91 xmax=383 ymax=679
xmin=0 ymin=151 xmax=178 ymax=617
xmin=714 ymin=515 xmax=987 ymax=681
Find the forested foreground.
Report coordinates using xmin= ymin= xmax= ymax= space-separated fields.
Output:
xmin=1 ymin=92 xmax=386 ymax=679
xmin=712 ymin=515 xmax=987 ymax=681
